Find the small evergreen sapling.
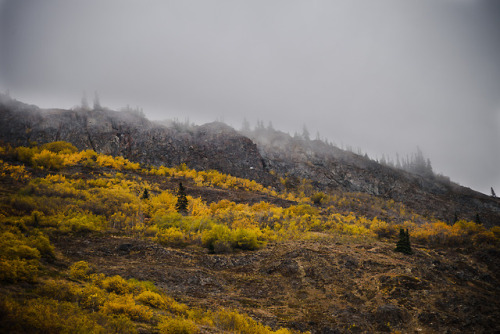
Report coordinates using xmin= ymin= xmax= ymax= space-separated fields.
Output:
xmin=175 ymin=182 xmax=188 ymax=214
xmin=32 ymin=211 xmax=39 ymax=227
xmin=395 ymin=228 xmax=412 ymax=255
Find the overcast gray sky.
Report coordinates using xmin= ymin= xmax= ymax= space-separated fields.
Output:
xmin=1 ymin=0 xmax=499 ymax=194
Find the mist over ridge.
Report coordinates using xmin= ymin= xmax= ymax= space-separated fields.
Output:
xmin=1 ymin=0 xmax=499 ymax=194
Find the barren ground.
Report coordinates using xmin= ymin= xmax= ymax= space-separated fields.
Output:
xmin=52 ymin=233 xmax=500 ymax=333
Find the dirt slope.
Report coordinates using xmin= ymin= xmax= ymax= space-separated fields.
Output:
xmin=53 ymin=233 xmax=500 ymax=333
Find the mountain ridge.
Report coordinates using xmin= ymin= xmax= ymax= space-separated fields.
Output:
xmin=1 ymin=94 xmax=499 ymax=226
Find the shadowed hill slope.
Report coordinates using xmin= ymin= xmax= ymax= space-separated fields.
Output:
xmin=53 ymin=233 xmax=500 ymax=334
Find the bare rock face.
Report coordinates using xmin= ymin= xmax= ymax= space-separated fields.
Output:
xmin=136 ymin=121 xmax=272 ymax=185
xmin=0 ymin=97 xmax=274 ymax=186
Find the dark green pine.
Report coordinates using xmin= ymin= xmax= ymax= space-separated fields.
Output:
xmin=395 ymin=228 xmax=412 ymax=255
xmin=175 ymin=182 xmax=189 ymax=214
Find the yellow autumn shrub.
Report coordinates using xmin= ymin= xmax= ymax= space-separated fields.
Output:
xmin=76 ymin=284 xmax=107 ymax=312
xmin=233 ymin=227 xmax=266 ymax=250
xmin=31 ymin=149 xmax=65 ymax=169
xmin=0 ymin=159 xmax=31 ymax=181
xmin=0 ymin=230 xmax=41 ymax=282
xmin=158 ymin=317 xmax=199 ymax=334
xmin=101 ymin=275 xmax=134 ymax=295
xmin=69 ymin=260 xmax=93 ymax=280
xmin=155 ymin=227 xmax=188 ymax=247
xmin=2 ymin=297 xmax=106 ymax=333
xmin=0 ymin=258 xmax=39 ymax=282
xmin=42 ymin=141 xmax=78 ymax=154
xmin=136 ymin=290 xmax=165 ymax=309
xmin=37 ymin=278 xmax=79 ymax=302
xmin=101 ymin=294 xmax=153 ymax=322
xmin=212 ymin=308 xmax=275 ymax=334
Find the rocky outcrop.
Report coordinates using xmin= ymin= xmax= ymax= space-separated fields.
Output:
xmin=0 ymin=96 xmax=274 ymax=186
xmin=244 ymin=128 xmax=500 ymax=226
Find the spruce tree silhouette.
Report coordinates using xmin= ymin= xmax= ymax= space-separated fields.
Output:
xmin=175 ymin=182 xmax=188 ymax=214
xmin=395 ymin=228 xmax=412 ymax=255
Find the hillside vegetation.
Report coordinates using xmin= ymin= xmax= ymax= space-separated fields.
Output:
xmin=0 ymin=141 xmax=499 ymax=333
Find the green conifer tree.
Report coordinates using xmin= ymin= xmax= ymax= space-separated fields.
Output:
xmin=395 ymin=228 xmax=412 ymax=255
xmin=141 ymin=188 xmax=149 ymax=200
xmin=175 ymin=182 xmax=188 ymax=214
xmin=32 ymin=211 xmax=39 ymax=227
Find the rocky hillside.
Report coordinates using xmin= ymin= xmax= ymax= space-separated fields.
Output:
xmin=54 ymin=233 xmax=500 ymax=334
xmin=0 ymin=138 xmax=499 ymax=333
xmin=1 ymin=94 xmax=499 ymax=226
xmin=0 ymin=96 xmax=272 ymax=186
xmin=243 ymin=128 xmax=500 ymax=226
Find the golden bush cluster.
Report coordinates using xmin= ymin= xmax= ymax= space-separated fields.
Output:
xmin=1 ymin=141 xmax=498 ymax=252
